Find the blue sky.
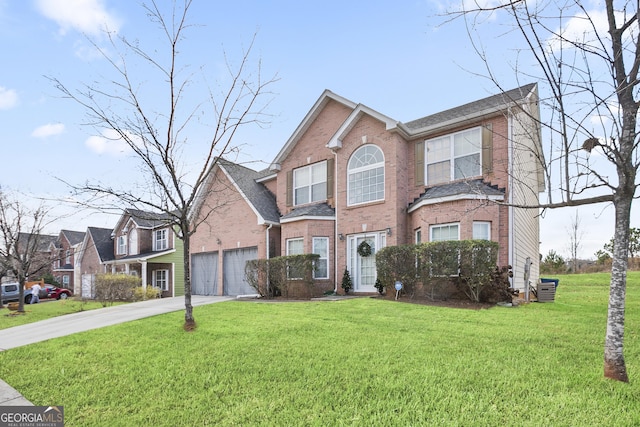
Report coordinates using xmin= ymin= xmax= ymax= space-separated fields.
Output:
xmin=0 ymin=0 xmax=637 ymax=260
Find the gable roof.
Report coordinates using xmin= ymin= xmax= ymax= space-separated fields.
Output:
xmin=17 ymin=232 xmax=57 ymax=252
xmin=270 ymin=90 xmax=358 ymax=170
xmin=218 ymin=158 xmax=280 ymax=225
xmin=86 ymin=227 xmax=114 ymax=263
xmin=112 ymin=208 xmax=172 ymax=237
xmin=60 ymin=230 xmax=86 ymax=247
xmin=401 ymin=83 xmax=537 ymax=136
xmin=408 ymin=180 xmax=505 ymax=213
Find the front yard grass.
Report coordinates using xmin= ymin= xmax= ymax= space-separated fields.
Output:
xmin=0 ymin=272 xmax=638 ymax=426
xmin=0 ymin=300 xmax=119 ymax=330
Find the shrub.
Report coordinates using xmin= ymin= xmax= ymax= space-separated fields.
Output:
xmin=245 ymin=254 xmax=319 ymax=298
xmin=341 ymin=268 xmax=353 ymax=294
xmin=376 ymin=245 xmax=419 ymax=297
xmin=479 ymin=265 xmax=514 ymax=303
xmin=133 ymin=286 xmax=161 ymax=301
xmin=94 ymin=274 xmax=141 ymax=306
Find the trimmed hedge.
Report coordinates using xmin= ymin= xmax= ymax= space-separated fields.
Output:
xmin=94 ymin=274 xmax=142 ymax=306
xmin=245 ymin=254 xmax=319 ymax=298
xmin=376 ymin=240 xmax=501 ymax=302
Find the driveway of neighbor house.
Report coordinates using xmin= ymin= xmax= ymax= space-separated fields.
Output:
xmin=0 ymin=295 xmax=233 ymax=406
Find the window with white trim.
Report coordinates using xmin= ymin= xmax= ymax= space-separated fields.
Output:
xmin=415 ymin=229 xmax=422 ymax=244
xmin=430 ymin=223 xmax=460 ymax=242
xmin=425 ymin=127 xmax=482 ymax=185
xmin=348 ymin=145 xmax=385 ymax=205
xmin=154 ymin=229 xmax=169 ymax=251
xmin=117 ymin=235 xmax=127 ymax=255
xmin=65 ymin=249 xmax=71 ymax=264
xmin=62 ymin=275 xmax=70 ymax=286
xmin=312 ymin=237 xmax=329 ymax=279
xmin=153 ymin=269 xmax=169 ymax=291
xmin=286 ymin=238 xmax=304 ymax=279
xmin=473 ymin=222 xmax=491 ymax=240
xmin=293 ymin=161 xmax=327 ymax=205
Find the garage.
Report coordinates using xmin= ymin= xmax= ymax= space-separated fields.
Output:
xmin=223 ymin=246 xmax=258 ymax=296
xmin=191 ymin=251 xmax=219 ymax=296
xmin=81 ymin=274 xmax=95 ymax=299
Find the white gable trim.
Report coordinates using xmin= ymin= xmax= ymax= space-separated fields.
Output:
xmin=280 ymin=215 xmax=336 ymax=224
xmin=327 ymin=104 xmax=398 ymax=149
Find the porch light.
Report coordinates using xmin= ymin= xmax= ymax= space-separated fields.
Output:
xmin=338 ymin=233 xmax=345 ymax=241
xmin=386 ymin=227 xmax=392 ymax=236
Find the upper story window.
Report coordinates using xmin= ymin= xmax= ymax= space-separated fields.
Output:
xmin=117 ymin=235 xmax=127 ymax=255
xmin=154 ymin=229 xmax=169 ymax=251
xmin=293 ymin=161 xmax=327 ymax=206
xmin=348 ymin=145 xmax=385 ymax=206
xmin=430 ymin=223 xmax=460 ymax=242
xmin=426 ymin=127 xmax=482 ymax=185
xmin=65 ymin=249 xmax=71 ymax=264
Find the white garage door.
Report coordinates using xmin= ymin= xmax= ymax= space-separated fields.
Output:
xmin=223 ymin=247 xmax=258 ymax=296
xmin=191 ymin=252 xmax=219 ymax=296
xmin=81 ymin=274 xmax=94 ymax=299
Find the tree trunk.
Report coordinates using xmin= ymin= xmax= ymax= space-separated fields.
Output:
xmin=604 ymin=195 xmax=632 ymax=382
xmin=182 ymin=228 xmax=196 ymax=331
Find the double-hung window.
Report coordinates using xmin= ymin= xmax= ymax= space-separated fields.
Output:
xmin=348 ymin=145 xmax=385 ymax=205
xmin=153 ymin=270 xmax=169 ymax=291
xmin=473 ymin=222 xmax=491 ymax=240
xmin=430 ymin=223 xmax=460 ymax=276
xmin=312 ymin=237 xmax=329 ymax=279
xmin=426 ymin=127 xmax=482 ymax=185
xmin=154 ymin=229 xmax=168 ymax=251
xmin=293 ymin=161 xmax=327 ymax=205
xmin=286 ymin=238 xmax=304 ymax=279
xmin=117 ymin=235 xmax=127 ymax=255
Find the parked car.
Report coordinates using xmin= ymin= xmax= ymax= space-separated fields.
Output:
xmin=24 ymin=284 xmax=72 ymax=304
xmin=1 ymin=283 xmax=20 ymax=304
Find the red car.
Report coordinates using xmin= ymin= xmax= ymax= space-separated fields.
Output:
xmin=45 ymin=284 xmax=72 ymax=300
xmin=24 ymin=284 xmax=72 ymax=303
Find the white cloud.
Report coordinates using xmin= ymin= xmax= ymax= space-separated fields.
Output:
xmin=85 ymin=128 xmax=133 ymax=156
xmin=0 ymin=86 xmax=18 ymax=109
xmin=35 ymin=0 xmax=121 ymax=37
xmin=31 ymin=123 xmax=65 ymax=138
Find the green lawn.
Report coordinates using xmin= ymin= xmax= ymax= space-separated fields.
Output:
xmin=0 ymin=272 xmax=639 ymax=426
xmin=0 ymin=300 xmax=119 ymax=330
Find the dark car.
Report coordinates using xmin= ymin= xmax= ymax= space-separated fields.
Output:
xmin=24 ymin=284 xmax=72 ymax=304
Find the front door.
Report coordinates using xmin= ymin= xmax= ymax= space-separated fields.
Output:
xmin=347 ymin=232 xmax=386 ymax=293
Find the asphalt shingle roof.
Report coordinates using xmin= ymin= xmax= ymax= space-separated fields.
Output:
xmin=280 ymin=203 xmax=335 ymax=220
xmin=87 ymin=227 xmax=114 ymax=263
xmin=61 ymin=230 xmax=86 ymax=246
xmin=410 ymin=179 xmax=505 ymax=208
xmin=219 ymin=159 xmax=280 ymax=224
xmin=126 ymin=209 xmax=172 ymax=229
xmin=403 ymin=83 xmax=536 ymax=132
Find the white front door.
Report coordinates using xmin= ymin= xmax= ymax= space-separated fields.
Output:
xmin=347 ymin=232 xmax=386 ymax=293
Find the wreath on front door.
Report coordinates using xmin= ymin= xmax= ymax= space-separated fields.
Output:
xmin=357 ymin=241 xmax=373 ymax=257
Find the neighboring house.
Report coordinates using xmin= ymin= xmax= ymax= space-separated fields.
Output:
xmin=105 ymin=209 xmax=184 ymax=298
xmin=76 ymin=227 xmax=114 ymax=299
xmin=50 ymin=229 xmax=86 ymax=293
xmin=190 ymin=84 xmax=544 ymax=296
xmin=4 ymin=232 xmax=58 ymax=283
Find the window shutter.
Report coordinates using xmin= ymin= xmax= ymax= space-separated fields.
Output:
xmin=326 ymin=158 xmax=334 ymax=199
xmin=482 ymin=123 xmax=493 ymax=175
xmin=286 ymin=170 xmax=293 ymax=207
xmin=415 ymin=141 xmax=425 ymax=186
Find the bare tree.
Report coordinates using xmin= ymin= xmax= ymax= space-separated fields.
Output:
xmin=0 ymin=191 xmax=53 ymax=312
xmin=445 ymin=1 xmax=639 ymax=381
xmin=566 ymin=210 xmax=584 ymax=273
xmin=51 ymin=0 xmax=276 ymax=330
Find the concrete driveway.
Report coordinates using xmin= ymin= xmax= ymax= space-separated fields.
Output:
xmin=0 ymin=295 xmax=233 ymax=405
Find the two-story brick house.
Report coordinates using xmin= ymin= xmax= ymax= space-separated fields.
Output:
xmin=105 ymin=209 xmax=184 ymax=298
xmin=190 ymin=84 xmax=544 ymax=296
xmin=50 ymin=229 xmax=86 ymax=293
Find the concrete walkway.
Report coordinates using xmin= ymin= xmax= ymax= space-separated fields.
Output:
xmin=0 ymin=296 xmax=233 ymax=406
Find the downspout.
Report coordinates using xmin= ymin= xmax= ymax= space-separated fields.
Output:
xmin=266 ymin=223 xmax=273 ymax=296
xmin=333 ymin=149 xmax=339 ymax=293
xmin=507 ymin=108 xmax=515 ymax=290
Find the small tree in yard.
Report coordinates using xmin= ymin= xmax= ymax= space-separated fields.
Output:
xmin=0 ymin=191 xmax=53 ymax=313
xmin=341 ymin=269 xmax=352 ymax=294
xmin=53 ymin=0 xmax=276 ymax=330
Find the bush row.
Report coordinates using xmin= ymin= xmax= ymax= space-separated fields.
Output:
xmin=245 ymin=254 xmax=319 ymax=298
xmin=94 ymin=274 xmax=160 ymax=306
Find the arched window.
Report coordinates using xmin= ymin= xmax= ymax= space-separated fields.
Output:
xmin=347 ymin=145 xmax=385 ymax=205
